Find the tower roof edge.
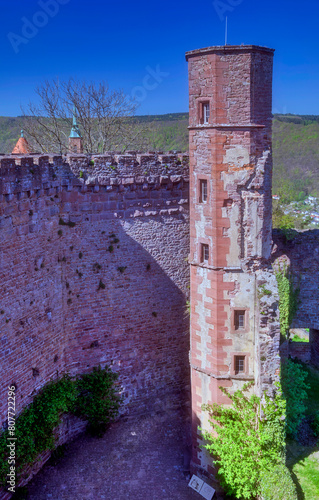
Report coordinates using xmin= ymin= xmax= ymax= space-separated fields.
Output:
xmin=185 ymin=45 xmax=275 ymax=60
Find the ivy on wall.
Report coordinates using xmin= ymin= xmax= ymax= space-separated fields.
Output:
xmin=275 ymin=264 xmax=299 ymax=339
xmin=0 ymin=366 xmax=120 ymax=488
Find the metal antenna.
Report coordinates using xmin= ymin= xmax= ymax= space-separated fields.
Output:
xmin=225 ymin=16 xmax=228 ymax=45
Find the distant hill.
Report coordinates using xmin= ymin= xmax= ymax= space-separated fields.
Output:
xmin=272 ymin=115 xmax=319 ymax=201
xmin=1 ymin=113 xmax=319 ymax=203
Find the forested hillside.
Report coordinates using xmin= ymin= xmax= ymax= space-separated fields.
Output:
xmin=272 ymin=116 xmax=319 ymax=201
xmin=1 ymin=114 xmax=319 ymax=201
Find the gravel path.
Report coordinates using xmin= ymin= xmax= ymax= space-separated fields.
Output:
xmin=26 ymin=407 xmax=219 ymax=500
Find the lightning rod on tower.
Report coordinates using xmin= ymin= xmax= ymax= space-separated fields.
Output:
xmin=225 ymin=16 xmax=228 ymax=45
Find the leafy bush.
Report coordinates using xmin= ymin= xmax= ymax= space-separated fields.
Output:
xmin=0 ymin=366 xmax=120 ymax=487
xmin=202 ymin=382 xmax=286 ymax=500
xmin=273 ymin=205 xmax=295 ymax=239
xmin=260 ymin=463 xmax=297 ymax=500
xmin=281 ymin=359 xmax=310 ymax=438
xmin=73 ymin=366 xmax=120 ymax=436
xmin=311 ymin=414 xmax=319 ymax=437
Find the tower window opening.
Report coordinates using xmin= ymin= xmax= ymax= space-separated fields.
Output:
xmin=235 ymin=355 xmax=245 ymax=374
xmin=201 ymin=244 xmax=209 ymax=263
xmin=234 ymin=310 xmax=245 ymax=330
xmin=203 ymin=103 xmax=210 ymax=124
xmin=199 ymin=180 xmax=208 ymax=203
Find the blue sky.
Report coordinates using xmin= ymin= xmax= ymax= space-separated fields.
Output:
xmin=0 ymin=0 xmax=319 ymax=116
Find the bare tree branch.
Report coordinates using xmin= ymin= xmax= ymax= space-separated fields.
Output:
xmin=21 ymin=78 xmax=151 ymax=154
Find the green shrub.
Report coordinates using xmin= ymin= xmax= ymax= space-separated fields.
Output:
xmin=0 ymin=366 xmax=120 ymax=486
xmin=73 ymin=366 xmax=120 ymax=436
xmin=202 ymin=382 xmax=286 ymax=500
xmin=311 ymin=414 xmax=319 ymax=437
xmin=281 ymin=359 xmax=310 ymax=438
xmin=260 ymin=463 xmax=297 ymax=500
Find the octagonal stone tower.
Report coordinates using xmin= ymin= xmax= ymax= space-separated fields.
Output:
xmin=186 ymin=45 xmax=279 ymax=473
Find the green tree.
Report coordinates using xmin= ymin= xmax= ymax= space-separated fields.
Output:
xmin=202 ymin=382 xmax=287 ymax=500
xmin=281 ymin=359 xmax=310 ymax=438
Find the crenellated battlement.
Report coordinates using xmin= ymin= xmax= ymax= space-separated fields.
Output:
xmin=0 ymin=152 xmax=189 ymax=197
xmin=0 ymin=152 xmax=189 ymax=170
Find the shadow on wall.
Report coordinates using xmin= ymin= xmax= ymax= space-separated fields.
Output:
xmin=0 ymin=160 xmax=190 ymax=426
xmin=61 ymin=219 xmax=191 ymax=413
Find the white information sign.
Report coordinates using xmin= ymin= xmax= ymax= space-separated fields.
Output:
xmin=188 ymin=475 xmax=204 ymax=492
xmin=188 ymin=474 xmax=215 ymax=499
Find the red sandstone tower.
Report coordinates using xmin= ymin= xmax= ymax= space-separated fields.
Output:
xmin=186 ymin=45 xmax=276 ymax=473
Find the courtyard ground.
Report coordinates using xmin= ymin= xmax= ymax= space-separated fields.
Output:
xmin=26 ymin=406 xmax=221 ymax=500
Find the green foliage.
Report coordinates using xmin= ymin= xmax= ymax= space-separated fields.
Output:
xmin=259 ymin=284 xmax=272 ymax=297
xmin=275 ymin=265 xmax=299 ymax=339
xmin=201 ymin=382 xmax=286 ymax=499
xmin=311 ymin=414 xmax=319 ymax=437
xmin=0 ymin=366 xmax=120 ymax=487
xmin=73 ymin=366 xmax=120 ymax=436
xmin=272 ymin=205 xmax=296 ymax=239
xmin=0 ymin=375 xmax=76 ymax=486
xmin=291 ymin=334 xmax=308 ymax=343
xmin=272 ymin=117 xmax=319 ymax=199
xmin=292 ymin=455 xmax=319 ymax=499
xmin=272 ymin=199 xmax=313 ymax=233
xmin=281 ymin=359 xmax=310 ymax=438
xmin=2 ymin=114 xmax=319 ymax=200
xmin=260 ymin=462 xmax=297 ymax=500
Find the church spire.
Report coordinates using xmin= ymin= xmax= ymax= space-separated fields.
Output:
xmin=69 ymin=106 xmax=82 ymax=139
xmin=68 ymin=106 xmax=83 ymax=153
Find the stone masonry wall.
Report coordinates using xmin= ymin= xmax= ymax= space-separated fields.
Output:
xmin=0 ymin=153 xmax=190 ymax=435
xmin=273 ymin=229 xmax=319 ymax=367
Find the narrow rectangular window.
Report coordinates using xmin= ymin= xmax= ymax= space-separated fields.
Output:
xmin=203 ymin=103 xmax=210 ymax=124
xmin=201 ymin=244 xmax=209 ymax=263
xmin=200 ymin=180 xmax=208 ymax=203
xmin=234 ymin=310 xmax=245 ymax=330
xmin=235 ymin=355 xmax=245 ymax=374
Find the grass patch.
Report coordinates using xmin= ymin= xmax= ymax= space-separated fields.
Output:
xmin=292 ymin=454 xmax=319 ymax=500
xmin=286 ymin=363 xmax=319 ymax=498
xmin=292 ymin=335 xmax=309 ymax=343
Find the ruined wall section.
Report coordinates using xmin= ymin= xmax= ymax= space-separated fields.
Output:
xmin=273 ymin=229 xmax=319 ymax=367
xmin=0 ymin=153 xmax=190 ymax=429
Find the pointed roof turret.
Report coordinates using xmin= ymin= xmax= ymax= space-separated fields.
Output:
xmin=12 ymin=130 xmax=31 ymax=154
xmin=69 ymin=106 xmax=82 ymax=138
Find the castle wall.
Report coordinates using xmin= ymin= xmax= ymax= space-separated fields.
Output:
xmin=0 ymin=153 xmax=190 ymax=430
xmin=273 ymin=229 xmax=319 ymax=367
